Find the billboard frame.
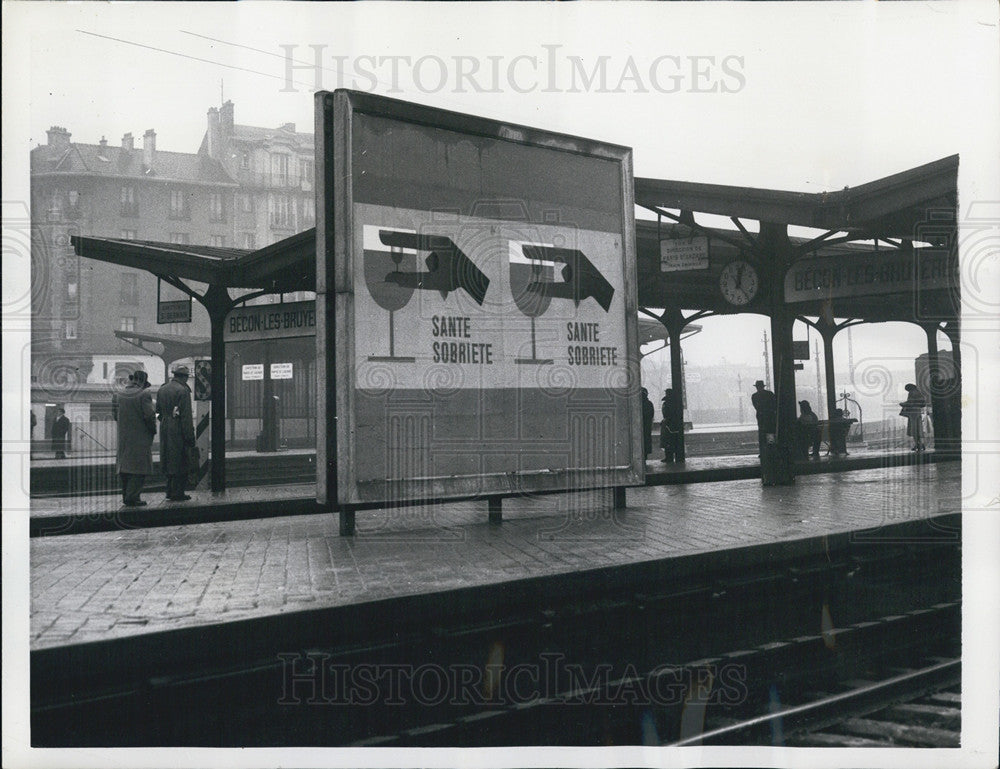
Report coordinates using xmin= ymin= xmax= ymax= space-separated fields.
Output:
xmin=316 ymin=89 xmax=642 ymax=508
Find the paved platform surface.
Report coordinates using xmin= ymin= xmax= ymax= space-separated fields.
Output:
xmin=29 ymin=460 xmax=961 ymax=651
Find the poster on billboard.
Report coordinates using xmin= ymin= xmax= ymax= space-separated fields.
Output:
xmin=317 ymin=90 xmax=642 ymax=506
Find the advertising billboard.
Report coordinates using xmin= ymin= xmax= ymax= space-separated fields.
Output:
xmin=316 ymin=90 xmax=641 ymax=506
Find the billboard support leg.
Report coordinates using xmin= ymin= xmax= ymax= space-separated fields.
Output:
xmin=488 ymin=496 xmax=503 ymax=524
xmin=339 ymin=508 xmax=356 ymax=536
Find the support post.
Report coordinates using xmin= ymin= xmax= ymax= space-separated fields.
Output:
xmin=664 ymin=309 xmax=687 ymax=462
xmin=204 ymin=285 xmax=230 ymax=493
xmin=339 ymin=508 xmax=356 ymax=536
xmin=613 ymin=486 xmax=626 ymax=510
xmin=922 ymin=323 xmax=945 ymax=451
xmin=819 ymin=322 xmax=838 ymax=421
xmin=488 ymin=496 xmax=503 ymax=524
xmin=761 ymin=223 xmax=796 ymax=484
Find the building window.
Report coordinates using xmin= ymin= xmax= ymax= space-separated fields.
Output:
xmin=210 ymin=235 xmax=225 ymax=248
xmin=120 ymin=273 xmax=139 ymax=305
xmin=271 ymin=154 xmax=289 ymax=187
xmin=120 ymin=229 xmax=137 ymax=240
xmin=169 ymin=232 xmax=190 ymax=245
xmin=240 ymin=194 xmax=253 ymax=213
xmin=300 ymin=159 xmax=314 ymax=187
xmin=64 ymin=320 xmax=78 ymax=340
xmin=269 ymin=194 xmax=292 ymax=228
xmin=67 ymin=190 xmax=81 ymax=218
xmin=120 ymin=317 xmax=136 ymax=333
xmin=120 ymin=185 xmax=138 ymax=217
xmin=209 ymin=193 xmax=225 ymax=223
xmin=169 ymin=189 xmax=190 ymax=220
xmin=241 ymin=151 xmax=251 ymax=169
xmin=242 ymin=232 xmax=256 ymax=250
xmin=302 ymin=196 xmax=315 ymax=223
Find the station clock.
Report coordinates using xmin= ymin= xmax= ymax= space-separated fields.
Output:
xmin=719 ymin=259 xmax=760 ymax=306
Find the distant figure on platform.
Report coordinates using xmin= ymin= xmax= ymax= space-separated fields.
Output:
xmin=660 ymin=388 xmax=683 ymax=463
xmin=116 ymin=370 xmax=157 ymax=507
xmin=796 ymin=400 xmax=821 ymax=460
xmin=751 ymin=380 xmax=777 ymax=457
xmin=641 ymin=388 xmax=654 ymax=459
xmin=899 ymin=383 xmax=927 ymax=451
xmin=51 ymin=408 xmax=70 ymax=459
xmin=157 ymin=365 xmax=196 ymax=502
xmin=828 ymin=408 xmax=857 ymax=456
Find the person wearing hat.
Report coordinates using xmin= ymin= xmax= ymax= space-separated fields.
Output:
xmin=156 ymin=364 xmax=196 ymax=501
xmin=116 ymin=369 xmax=157 ymax=506
xmin=899 ymin=383 xmax=927 ymax=451
xmin=640 ymin=387 xmax=655 ymax=460
xmin=796 ymin=400 xmax=820 ymax=461
xmin=750 ymin=380 xmax=777 ymax=458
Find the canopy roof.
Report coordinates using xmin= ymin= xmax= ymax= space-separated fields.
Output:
xmin=71 ymin=155 xmax=957 ymax=325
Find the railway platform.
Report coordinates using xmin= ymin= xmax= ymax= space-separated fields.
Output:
xmin=29 ymin=459 xmax=960 ymax=652
xmin=26 ymin=446 xmax=951 ymax=536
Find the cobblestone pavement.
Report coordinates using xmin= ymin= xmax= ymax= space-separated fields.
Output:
xmin=29 ymin=462 xmax=961 ymax=650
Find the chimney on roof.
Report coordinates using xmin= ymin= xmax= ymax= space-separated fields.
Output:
xmin=280 ymin=122 xmax=296 ymax=133
xmin=220 ymin=100 xmax=234 ymax=136
xmin=99 ymin=136 xmax=108 ymax=149
xmin=46 ymin=126 xmax=71 ymax=152
xmin=143 ymin=129 xmax=156 ymax=169
xmin=206 ymin=107 xmax=221 ymax=159
xmin=122 ymin=132 xmax=134 ymax=152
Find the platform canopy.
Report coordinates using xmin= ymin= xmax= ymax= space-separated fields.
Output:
xmin=72 ymin=228 xmax=316 ymax=294
xmin=71 ymin=155 xmax=958 ymax=326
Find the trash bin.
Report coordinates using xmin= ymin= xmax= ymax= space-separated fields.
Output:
xmin=761 ymin=433 xmax=794 ymax=486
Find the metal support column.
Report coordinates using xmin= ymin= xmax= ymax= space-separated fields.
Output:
xmin=922 ymin=323 xmax=945 ymax=451
xmin=665 ymin=309 xmax=687 ymax=462
xmin=818 ymin=321 xmax=838 ymax=421
xmin=761 ymin=223 xmax=796 ymax=483
xmin=203 ymin=285 xmax=231 ymax=493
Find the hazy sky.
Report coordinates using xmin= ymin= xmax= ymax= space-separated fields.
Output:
xmin=8 ymin=2 xmax=997 ymax=373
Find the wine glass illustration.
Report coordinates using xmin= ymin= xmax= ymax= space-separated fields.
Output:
xmin=509 ymin=240 xmax=555 ymax=365
xmin=363 ymin=225 xmax=417 ymax=362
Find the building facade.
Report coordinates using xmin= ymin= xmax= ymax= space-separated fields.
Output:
xmin=30 ymin=103 xmax=318 ymax=429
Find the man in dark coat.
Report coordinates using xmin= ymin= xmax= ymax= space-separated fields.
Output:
xmin=640 ymin=388 xmax=654 ymax=460
xmin=156 ymin=365 xmax=196 ymax=501
xmin=660 ymin=388 xmax=683 ymax=463
xmin=116 ymin=370 xmax=157 ymax=506
xmin=51 ymin=407 xmax=70 ymax=459
xmin=751 ymin=380 xmax=777 ymax=458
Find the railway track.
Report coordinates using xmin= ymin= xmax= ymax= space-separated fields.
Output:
xmin=32 ymin=523 xmax=960 ymax=747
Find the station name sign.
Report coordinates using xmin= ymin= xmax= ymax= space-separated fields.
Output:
xmin=784 ymin=248 xmax=955 ymax=303
xmin=224 ymin=301 xmax=316 ymax=342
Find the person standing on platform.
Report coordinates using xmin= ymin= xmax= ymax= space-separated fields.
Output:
xmin=796 ymin=400 xmax=821 ymax=460
xmin=51 ymin=407 xmax=70 ymax=459
xmin=157 ymin=365 xmax=196 ymax=501
xmin=751 ymin=380 xmax=777 ymax=458
xmin=660 ymin=388 xmax=683 ymax=463
xmin=641 ymin=387 xmax=654 ymax=460
xmin=899 ymin=383 xmax=927 ymax=451
xmin=116 ymin=370 xmax=156 ymax=507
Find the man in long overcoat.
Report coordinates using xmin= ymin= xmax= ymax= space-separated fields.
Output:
xmin=751 ymin=380 xmax=777 ymax=458
xmin=51 ymin=408 xmax=70 ymax=459
xmin=156 ymin=365 xmax=196 ymax=501
xmin=116 ymin=370 xmax=157 ymax=506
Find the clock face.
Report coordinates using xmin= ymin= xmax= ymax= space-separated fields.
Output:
xmin=719 ymin=260 xmax=759 ymax=306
